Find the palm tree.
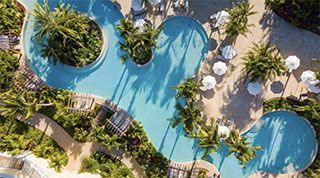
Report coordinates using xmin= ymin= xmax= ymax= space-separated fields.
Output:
xmin=225 ymin=129 xmax=261 ymax=166
xmin=224 ymin=1 xmax=257 ymax=41
xmin=197 ymin=118 xmax=221 ymax=160
xmin=49 ymin=153 xmax=68 ymax=172
xmin=0 ymin=50 xmax=19 ymax=92
xmin=243 ymin=42 xmax=285 ymax=82
xmin=171 ymin=102 xmax=203 ymax=136
xmin=117 ymin=17 xmax=163 ymax=65
xmin=172 ymin=78 xmax=201 ymax=102
xmin=0 ymin=90 xmax=52 ymax=119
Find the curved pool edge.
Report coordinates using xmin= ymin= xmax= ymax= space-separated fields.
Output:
xmin=243 ymin=110 xmax=318 ymax=176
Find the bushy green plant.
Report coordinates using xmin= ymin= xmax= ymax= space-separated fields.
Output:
xmin=224 ymin=1 xmax=257 ymax=41
xmin=0 ymin=50 xmax=19 ymax=92
xmin=265 ymin=0 xmax=320 ymax=34
xmin=225 ymin=130 xmax=262 ymax=166
xmin=124 ymin=121 xmax=168 ymax=177
xmin=243 ymin=42 xmax=285 ymax=82
xmin=0 ymin=116 xmax=68 ymax=171
xmin=31 ymin=0 xmax=102 ymax=67
xmin=80 ymin=152 xmax=134 ymax=178
xmin=0 ymin=0 xmax=23 ymax=34
xmin=172 ymin=78 xmax=201 ymax=102
xmin=117 ymin=18 xmax=163 ymax=65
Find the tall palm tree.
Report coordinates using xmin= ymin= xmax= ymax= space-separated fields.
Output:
xmin=0 ymin=90 xmax=52 ymax=119
xmin=225 ymin=129 xmax=261 ymax=166
xmin=171 ymin=102 xmax=203 ymax=136
xmin=197 ymin=118 xmax=221 ymax=160
xmin=172 ymin=78 xmax=201 ymax=102
xmin=243 ymin=42 xmax=285 ymax=82
xmin=225 ymin=1 xmax=257 ymax=41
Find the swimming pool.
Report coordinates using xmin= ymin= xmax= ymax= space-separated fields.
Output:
xmin=20 ymin=0 xmax=317 ymax=177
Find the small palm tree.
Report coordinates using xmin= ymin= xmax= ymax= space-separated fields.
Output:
xmin=171 ymin=102 xmax=203 ymax=136
xmin=49 ymin=153 xmax=68 ymax=172
xmin=225 ymin=129 xmax=261 ymax=166
xmin=197 ymin=118 xmax=221 ymax=160
xmin=243 ymin=42 xmax=285 ymax=82
xmin=172 ymin=78 xmax=201 ymax=102
xmin=117 ymin=17 xmax=163 ymax=65
xmin=224 ymin=1 xmax=257 ymax=41
xmin=0 ymin=90 xmax=52 ymax=119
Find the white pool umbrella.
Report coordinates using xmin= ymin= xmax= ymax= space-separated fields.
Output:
xmin=218 ymin=125 xmax=230 ymax=139
xmin=132 ymin=0 xmax=144 ymax=11
xmin=247 ymin=81 xmax=262 ymax=96
xmin=306 ymin=80 xmax=320 ymax=94
xmin=221 ymin=45 xmax=236 ymax=60
xmin=285 ymin=56 xmax=300 ymax=72
xmin=211 ymin=10 xmax=229 ymax=28
xmin=148 ymin=0 xmax=161 ymax=6
xmin=300 ymin=70 xmax=316 ymax=84
xmin=134 ymin=18 xmax=146 ymax=31
xmin=201 ymin=75 xmax=217 ymax=91
xmin=213 ymin=61 xmax=227 ymax=76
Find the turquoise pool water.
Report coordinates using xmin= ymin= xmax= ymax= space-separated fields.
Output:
xmin=20 ymin=0 xmax=317 ymax=177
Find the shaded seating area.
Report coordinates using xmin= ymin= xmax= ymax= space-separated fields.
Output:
xmin=13 ymin=63 xmax=44 ymax=91
xmin=96 ymin=100 xmax=133 ymax=136
xmin=0 ymin=31 xmax=21 ymax=52
xmin=66 ymin=92 xmax=96 ymax=115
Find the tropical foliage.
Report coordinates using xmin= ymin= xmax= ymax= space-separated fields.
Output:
xmin=172 ymin=78 xmax=201 ymax=102
xmin=80 ymin=152 xmax=134 ymax=178
xmin=0 ymin=116 xmax=68 ymax=171
xmin=265 ymin=0 xmax=320 ymax=34
xmin=124 ymin=121 xmax=169 ymax=178
xmin=31 ymin=0 xmax=102 ymax=67
xmin=0 ymin=89 xmax=52 ymax=119
xmin=197 ymin=118 xmax=221 ymax=159
xmin=263 ymin=97 xmax=320 ymax=177
xmin=225 ymin=129 xmax=261 ymax=166
xmin=0 ymin=0 xmax=24 ymax=34
xmin=117 ymin=18 xmax=163 ymax=65
xmin=243 ymin=42 xmax=285 ymax=82
xmin=172 ymin=102 xmax=203 ymax=137
xmin=0 ymin=50 xmax=19 ymax=92
xmin=224 ymin=1 xmax=257 ymax=41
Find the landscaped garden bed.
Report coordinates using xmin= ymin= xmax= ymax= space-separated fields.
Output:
xmin=0 ymin=116 xmax=68 ymax=172
xmin=0 ymin=0 xmax=25 ymax=35
xmin=265 ymin=0 xmax=320 ymax=35
xmin=80 ymin=151 xmax=134 ymax=178
xmin=31 ymin=1 xmax=103 ymax=67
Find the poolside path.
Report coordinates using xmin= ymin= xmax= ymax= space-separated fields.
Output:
xmin=23 ymin=113 xmax=146 ymax=178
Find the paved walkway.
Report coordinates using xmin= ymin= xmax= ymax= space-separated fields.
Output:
xmin=24 ymin=113 xmax=146 ymax=178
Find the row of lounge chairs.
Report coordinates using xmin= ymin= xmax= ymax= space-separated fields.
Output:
xmin=0 ymin=32 xmax=20 ymax=51
xmin=13 ymin=63 xmax=44 ymax=92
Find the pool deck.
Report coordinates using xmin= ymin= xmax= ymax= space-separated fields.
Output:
xmin=13 ymin=0 xmax=320 ymax=177
xmin=117 ymin=0 xmax=320 ymax=177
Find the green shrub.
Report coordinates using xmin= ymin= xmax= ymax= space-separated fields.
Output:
xmin=0 ymin=116 xmax=68 ymax=172
xmin=80 ymin=152 xmax=134 ymax=178
xmin=0 ymin=50 xmax=19 ymax=92
xmin=0 ymin=0 xmax=23 ymax=34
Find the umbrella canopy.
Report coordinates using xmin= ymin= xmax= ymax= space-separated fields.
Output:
xmin=212 ymin=10 xmax=229 ymax=28
xmin=213 ymin=61 xmax=227 ymax=76
xmin=306 ymin=80 xmax=320 ymax=94
xmin=148 ymin=0 xmax=161 ymax=6
xmin=285 ymin=56 xmax=300 ymax=72
xmin=247 ymin=81 xmax=262 ymax=96
xmin=218 ymin=125 xmax=230 ymax=139
xmin=132 ymin=0 xmax=145 ymax=11
xmin=201 ymin=75 xmax=217 ymax=91
xmin=221 ymin=45 xmax=236 ymax=60
xmin=300 ymin=70 xmax=316 ymax=84
xmin=134 ymin=18 xmax=146 ymax=31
